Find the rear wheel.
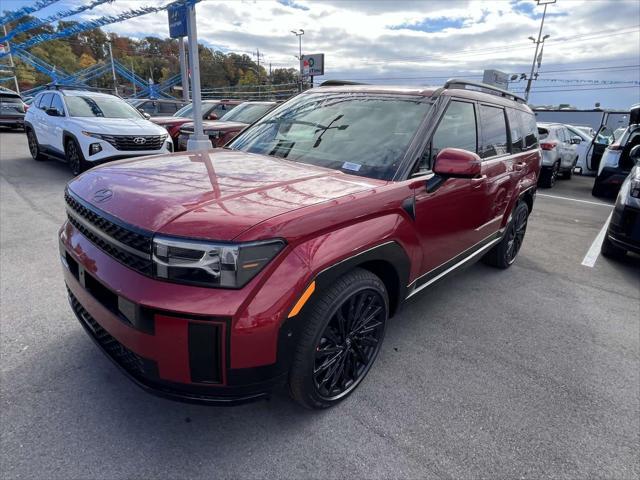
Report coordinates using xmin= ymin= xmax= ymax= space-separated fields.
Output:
xmin=561 ymin=159 xmax=577 ymax=179
xmin=65 ymin=138 xmax=87 ymax=176
xmin=27 ymin=128 xmax=46 ymax=161
xmin=601 ymin=235 xmax=626 ymax=258
xmin=592 ymin=180 xmax=607 ymax=198
xmin=539 ymin=162 xmax=559 ymax=188
xmin=483 ymin=201 xmax=529 ymax=269
xmin=289 ymin=268 xmax=388 ymax=409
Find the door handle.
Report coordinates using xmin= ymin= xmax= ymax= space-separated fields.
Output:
xmin=471 ymin=175 xmax=487 ymax=188
xmin=514 ymin=162 xmax=526 ymax=171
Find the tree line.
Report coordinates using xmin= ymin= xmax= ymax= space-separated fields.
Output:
xmin=5 ymin=15 xmax=299 ymax=96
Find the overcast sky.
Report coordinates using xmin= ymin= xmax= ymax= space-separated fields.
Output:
xmin=5 ymin=0 xmax=640 ymax=108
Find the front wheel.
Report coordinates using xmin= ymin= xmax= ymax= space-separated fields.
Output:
xmin=65 ymin=138 xmax=87 ymax=176
xmin=601 ymin=235 xmax=626 ymax=259
xmin=288 ymin=268 xmax=388 ymax=409
xmin=482 ymin=201 xmax=529 ymax=269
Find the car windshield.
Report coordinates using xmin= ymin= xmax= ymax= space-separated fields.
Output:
xmin=229 ymin=93 xmax=431 ymax=180
xmin=65 ymin=95 xmax=143 ymax=119
xmin=174 ymin=103 xmax=194 ymax=117
xmin=220 ymin=103 xmax=274 ymax=124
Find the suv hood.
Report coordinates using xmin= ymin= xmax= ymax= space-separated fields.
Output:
xmin=67 ymin=149 xmax=382 ymax=241
xmin=181 ymin=120 xmax=248 ymax=132
xmin=151 ymin=116 xmax=190 ymax=126
xmin=69 ymin=116 xmax=167 ymax=135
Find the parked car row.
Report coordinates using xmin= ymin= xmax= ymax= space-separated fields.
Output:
xmin=0 ymin=87 xmax=27 ymax=129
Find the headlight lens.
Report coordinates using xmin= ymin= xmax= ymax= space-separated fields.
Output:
xmin=82 ymin=131 xmax=104 ymax=140
xmin=152 ymin=236 xmax=285 ymax=288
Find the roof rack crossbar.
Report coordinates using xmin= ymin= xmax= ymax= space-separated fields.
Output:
xmin=319 ymin=80 xmax=368 ymax=87
xmin=443 ymin=78 xmax=526 ymax=104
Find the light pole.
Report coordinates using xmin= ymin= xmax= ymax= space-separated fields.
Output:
xmin=107 ymin=40 xmax=118 ymax=96
xmin=291 ymin=29 xmax=304 ymax=92
xmin=524 ymin=0 xmax=556 ymax=102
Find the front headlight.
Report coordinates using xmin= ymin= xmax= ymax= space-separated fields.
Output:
xmin=82 ymin=131 xmax=105 ymax=140
xmin=152 ymin=236 xmax=285 ymax=288
xmin=629 ymin=179 xmax=640 ymax=199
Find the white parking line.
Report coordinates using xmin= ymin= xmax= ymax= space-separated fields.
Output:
xmin=581 ymin=212 xmax=613 ymax=268
xmin=537 ymin=193 xmax=613 ymax=208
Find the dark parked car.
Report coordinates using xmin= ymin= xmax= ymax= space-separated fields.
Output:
xmin=592 ymin=104 xmax=640 ymax=198
xmin=177 ymin=101 xmax=277 ymax=150
xmin=127 ymin=98 xmax=188 ymax=117
xmin=60 ymin=79 xmax=541 ymax=409
xmin=0 ymin=89 xmax=26 ymax=129
xmin=602 ymin=145 xmax=640 ymax=258
xmin=150 ymin=100 xmax=243 ymax=142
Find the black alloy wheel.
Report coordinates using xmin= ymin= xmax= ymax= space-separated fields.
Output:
xmin=66 ymin=139 xmax=85 ymax=176
xmin=289 ymin=268 xmax=388 ymax=409
xmin=504 ymin=203 xmax=528 ymax=265
xmin=313 ymin=288 xmax=385 ymax=400
xmin=27 ymin=129 xmax=44 ymax=161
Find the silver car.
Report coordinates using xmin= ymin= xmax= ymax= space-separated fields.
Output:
xmin=537 ymin=122 xmax=581 ymax=188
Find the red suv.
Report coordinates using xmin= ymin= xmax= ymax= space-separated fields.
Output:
xmin=60 ymin=80 xmax=541 ymax=409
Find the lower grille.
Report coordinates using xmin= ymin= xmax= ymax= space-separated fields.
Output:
xmin=100 ymin=134 xmax=166 ymax=151
xmin=68 ymin=289 xmax=156 ymax=379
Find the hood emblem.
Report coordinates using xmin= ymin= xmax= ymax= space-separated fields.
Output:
xmin=133 ymin=137 xmax=147 ymax=145
xmin=93 ymin=188 xmax=113 ymax=203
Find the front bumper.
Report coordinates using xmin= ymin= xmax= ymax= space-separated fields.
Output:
xmin=59 ymin=219 xmax=295 ymax=405
xmin=607 ymin=204 xmax=640 ymax=255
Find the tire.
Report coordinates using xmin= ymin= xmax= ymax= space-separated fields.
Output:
xmin=592 ymin=180 xmax=606 ymax=198
xmin=65 ymin=137 xmax=88 ymax=176
xmin=539 ymin=162 xmax=559 ymax=188
xmin=26 ymin=128 xmax=46 ymax=161
xmin=601 ymin=235 xmax=626 ymax=259
xmin=482 ymin=201 xmax=529 ymax=269
xmin=288 ymin=268 xmax=388 ymax=409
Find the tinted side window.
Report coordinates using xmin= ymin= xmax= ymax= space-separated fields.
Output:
xmin=50 ymin=94 xmax=65 ymax=115
xmin=159 ymin=102 xmax=177 ymax=114
xmin=140 ymin=101 xmax=156 ymax=114
xmin=507 ymin=108 xmax=523 ymax=154
xmin=420 ymin=100 xmax=477 ymax=171
xmin=521 ymin=111 xmax=539 ymax=149
xmin=478 ymin=105 xmax=508 ymax=158
xmin=38 ymin=93 xmax=53 ymax=110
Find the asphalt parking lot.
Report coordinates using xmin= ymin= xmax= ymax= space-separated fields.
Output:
xmin=1 ymin=129 xmax=638 ymax=479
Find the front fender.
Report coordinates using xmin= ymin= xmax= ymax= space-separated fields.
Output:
xmin=231 ymin=213 xmax=414 ymax=369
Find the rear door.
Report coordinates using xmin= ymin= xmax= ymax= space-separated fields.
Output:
xmin=49 ymin=93 xmax=67 ymax=154
xmin=475 ymin=103 xmax=513 ymax=238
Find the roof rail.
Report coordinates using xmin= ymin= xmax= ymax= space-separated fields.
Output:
xmin=319 ymin=80 xmax=367 ymax=87
xmin=443 ymin=78 xmax=526 ymax=104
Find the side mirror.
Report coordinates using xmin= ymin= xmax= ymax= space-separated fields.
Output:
xmin=630 ymin=145 xmax=640 ymax=164
xmin=207 ymin=113 xmax=218 ymax=120
xmin=570 ymin=136 xmax=582 ymax=144
xmin=433 ymin=148 xmax=482 ymax=178
xmin=46 ymin=107 xmax=61 ymax=117
xmin=142 ymin=112 xmax=151 ymax=120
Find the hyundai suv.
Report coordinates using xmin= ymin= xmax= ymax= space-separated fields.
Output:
xmin=59 ymin=79 xmax=541 ymax=409
xmin=25 ymin=89 xmax=173 ymax=175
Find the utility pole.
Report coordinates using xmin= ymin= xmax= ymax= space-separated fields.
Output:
xmin=524 ymin=0 xmax=555 ymax=102
xmin=185 ymin=1 xmax=211 ymax=151
xmin=291 ymin=29 xmax=304 ymax=92
xmin=1 ymin=25 xmax=20 ymax=93
xmin=179 ymin=37 xmax=189 ymax=102
xmin=254 ymin=48 xmax=264 ymax=99
xmin=107 ymin=41 xmax=118 ymax=96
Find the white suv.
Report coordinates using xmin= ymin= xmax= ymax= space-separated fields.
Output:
xmin=536 ymin=122 xmax=580 ymax=188
xmin=25 ymin=89 xmax=173 ymax=175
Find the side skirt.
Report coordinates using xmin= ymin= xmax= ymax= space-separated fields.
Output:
xmin=406 ymin=231 xmax=503 ymax=299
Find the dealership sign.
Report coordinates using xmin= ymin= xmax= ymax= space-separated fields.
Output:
xmin=301 ymin=54 xmax=324 ymax=77
xmin=168 ymin=3 xmax=188 ymax=38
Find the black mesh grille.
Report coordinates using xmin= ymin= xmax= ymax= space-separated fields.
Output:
xmin=65 ymin=191 xmax=153 ymax=276
xmin=100 ymin=134 xmax=166 ymax=151
xmin=68 ymin=289 xmax=155 ymax=379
